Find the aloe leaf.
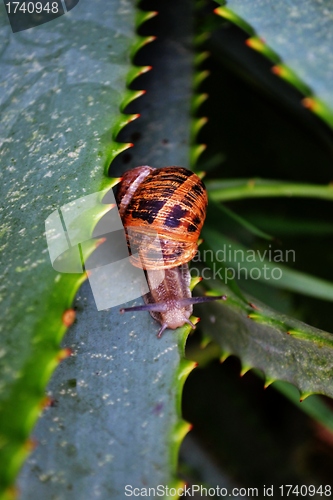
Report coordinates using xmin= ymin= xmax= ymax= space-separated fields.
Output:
xmin=10 ymin=0 xmax=198 ymax=498
xmin=214 ymin=0 xmax=333 ymax=127
xmin=0 ymin=0 xmax=159 ymax=495
xmin=197 ymin=284 xmax=333 ymax=399
xmin=18 ymin=281 xmax=192 ymax=499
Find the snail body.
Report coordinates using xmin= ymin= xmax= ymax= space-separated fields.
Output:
xmin=117 ymin=166 xmax=224 ymax=337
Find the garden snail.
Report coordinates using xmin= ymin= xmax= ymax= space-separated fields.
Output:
xmin=117 ymin=166 xmax=225 ymax=337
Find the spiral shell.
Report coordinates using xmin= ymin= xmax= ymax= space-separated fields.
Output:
xmin=116 ymin=166 xmax=207 ymax=270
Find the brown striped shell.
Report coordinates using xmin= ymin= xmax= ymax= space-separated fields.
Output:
xmin=116 ymin=166 xmax=208 ymax=270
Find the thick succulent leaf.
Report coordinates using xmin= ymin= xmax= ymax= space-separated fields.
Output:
xmin=215 ymin=0 xmax=333 ymax=126
xmin=0 ymin=0 xmax=146 ymax=495
xmin=14 ymin=0 xmax=196 ymax=498
xmin=199 ymin=208 xmax=333 ymax=398
xmin=197 ymin=283 xmax=333 ymax=399
xmin=18 ymin=281 xmax=192 ymax=499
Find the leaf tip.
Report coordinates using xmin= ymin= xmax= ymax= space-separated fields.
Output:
xmin=190 ymin=275 xmax=202 ymax=290
xmin=172 ymin=420 xmax=192 ymax=443
xmin=62 ymin=308 xmax=76 ymax=327
xmin=3 ymin=486 xmax=19 ymax=500
xmin=264 ymin=378 xmax=275 ymax=389
xmin=40 ymin=395 xmax=53 ymax=410
xmin=240 ymin=365 xmax=252 ymax=377
xmin=95 ymin=236 xmax=107 ymax=248
xmin=302 ymin=97 xmax=315 ymax=110
xmin=245 ymin=36 xmax=264 ymax=48
xmin=131 ymin=113 xmax=141 ymax=121
xmin=299 ymin=392 xmax=312 ymax=402
xmin=271 ymin=64 xmax=282 ymax=76
xmin=177 ymin=360 xmax=197 ymax=381
xmin=220 ymin=352 xmax=231 ymax=363
xmin=24 ymin=437 xmax=37 ymax=453
xmin=57 ymin=347 xmax=73 ymax=362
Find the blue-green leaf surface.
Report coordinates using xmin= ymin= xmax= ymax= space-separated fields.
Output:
xmin=217 ymin=0 xmax=333 ymax=110
xmin=8 ymin=0 xmax=196 ymax=498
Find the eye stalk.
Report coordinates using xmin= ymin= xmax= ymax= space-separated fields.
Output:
xmin=120 ymin=293 xmax=227 ymax=337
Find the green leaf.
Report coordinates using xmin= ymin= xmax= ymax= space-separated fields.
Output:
xmin=242 ymin=213 xmax=333 ymax=237
xmin=0 ymin=0 xmax=198 ymax=497
xmin=206 ymin=178 xmax=333 ymax=202
xmin=214 ymin=0 xmax=333 ymax=127
xmin=202 ymin=227 xmax=333 ymax=302
xmin=211 ymin=200 xmax=274 ymax=241
xmin=198 ymin=285 xmax=333 ymax=399
xmin=0 ymin=0 xmax=178 ymax=495
xmin=18 ymin=281 xmax=193 ymax=498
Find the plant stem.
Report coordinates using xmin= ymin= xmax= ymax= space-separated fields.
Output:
xmin=207 ymin=178 xmax=333 ymax=202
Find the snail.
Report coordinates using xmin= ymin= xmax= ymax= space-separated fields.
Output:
xmin=116 ymin=166 xmax=225 ymax=337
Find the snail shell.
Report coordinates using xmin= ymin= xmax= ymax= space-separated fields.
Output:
xmin=116 ymin=166 xmax=207 ymax=270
